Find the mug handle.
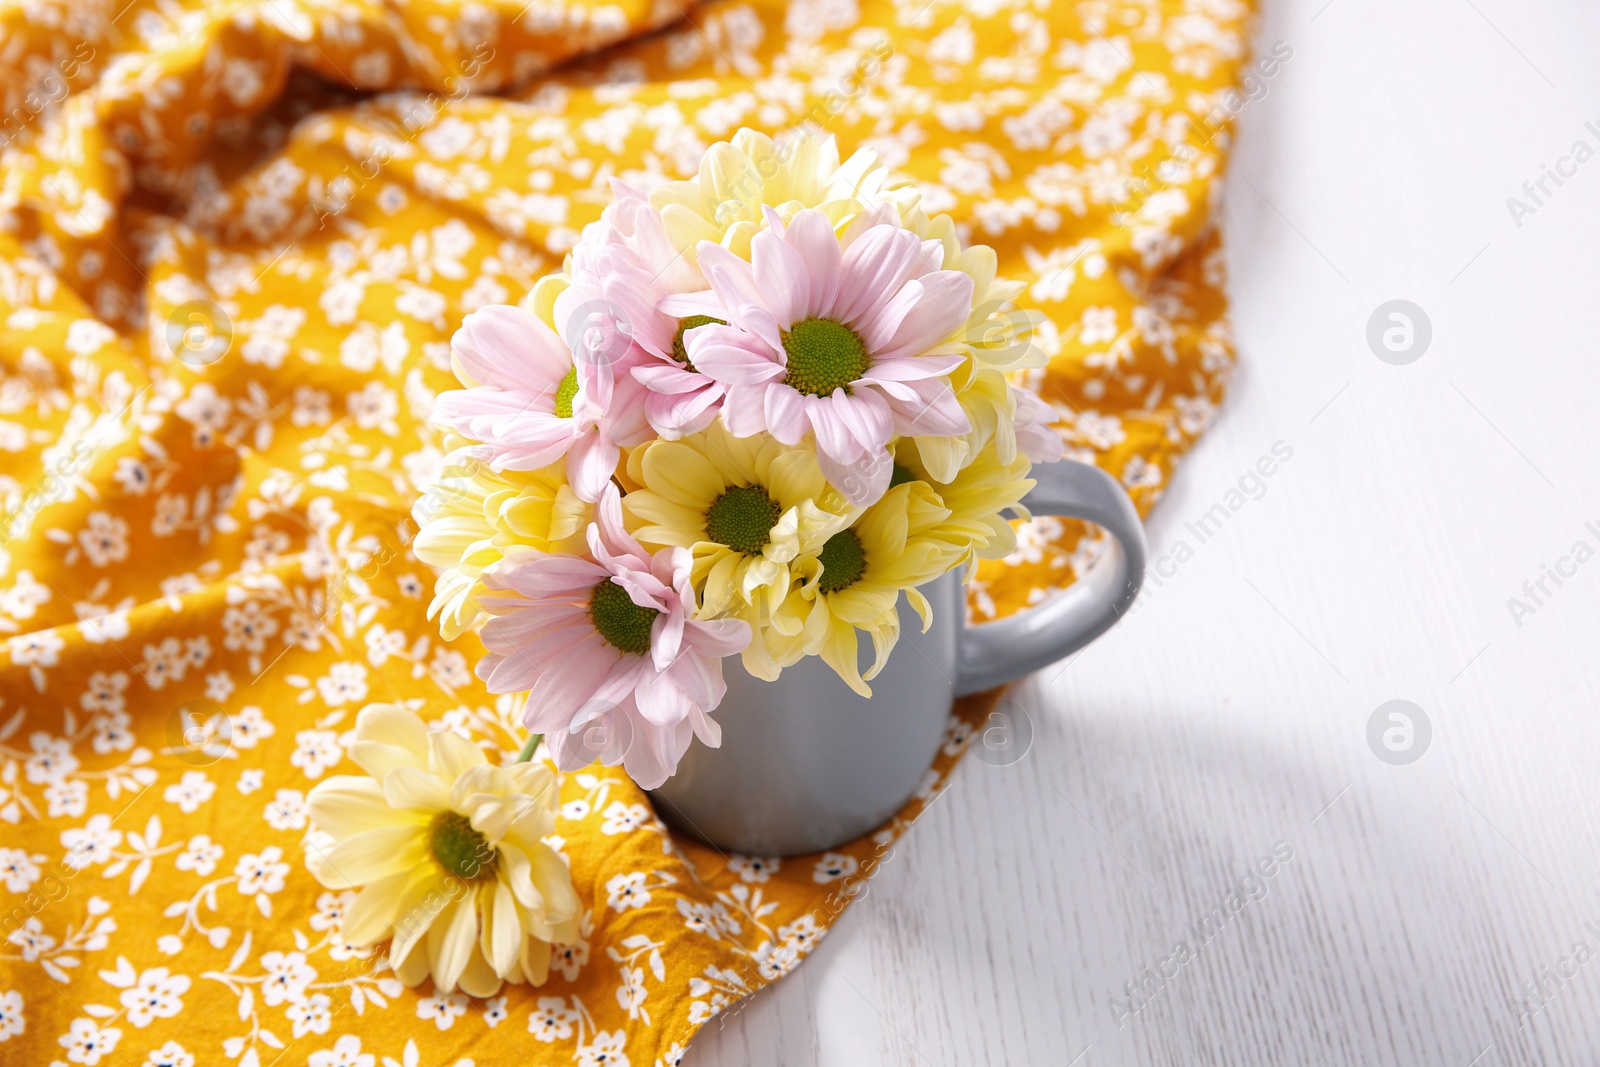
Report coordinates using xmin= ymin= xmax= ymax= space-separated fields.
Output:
xmin=955 ymin=458 xmax=1147 ymax=696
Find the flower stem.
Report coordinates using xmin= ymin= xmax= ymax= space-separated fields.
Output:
xmin=515 ymin=732 xmax=543 ymax=763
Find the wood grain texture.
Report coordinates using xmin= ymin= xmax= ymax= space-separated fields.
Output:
xmin=690 ymin=0 xmax=1600 ymax=1063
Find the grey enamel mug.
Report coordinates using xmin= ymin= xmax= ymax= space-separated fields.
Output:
xmin=649 ymin=457 xmax=1146 ymax=856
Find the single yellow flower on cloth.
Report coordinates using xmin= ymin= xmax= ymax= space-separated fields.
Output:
xmin=304 ymin=704 xmax=579 ymax=997
xmin=410 ymin=444 xmax=589 ymax=640
xmin=763 ymin=482 xmax=961 ymax=696
xmin=622 ymin=421 xmax=858 ymax=627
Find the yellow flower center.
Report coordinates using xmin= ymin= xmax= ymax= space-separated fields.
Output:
xmin=672 ymin=315 xmax=724 ymax=372
xmin=589 ymin=578 xmax=657 ymax=655
xmin=815 ymin=529 xmax=866 ymax=593
xmin=781 ymin=318 xmax=870 ymax=397
xmin=704 ymin=485 xmax=781 ymax=556
xmin=553 ymin=367 xmax=579 ymax=419
xmin=429 ymin=811 xmax=498 ymax=881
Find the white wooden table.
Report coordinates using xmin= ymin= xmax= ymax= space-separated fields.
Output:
xmin=689 ymin=1 xmax=1600 ymax=1063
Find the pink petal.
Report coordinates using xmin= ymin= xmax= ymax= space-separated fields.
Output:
xmin=804 ymin=393 xmax=862 ymax=462
xmin=572 ymin=660 xmax=648 ymax=725
xmin=601 ymin=369 xmax=653 ymax=447
xmin=451 ymin=306 xmax=570 ymax=393
xmin=620 ymin=716 xmax=686 ymax=789
xmin=763 ymin=385 xmax=809 ymax=445
xmin=829 ymin=387 xmax=893 ymax=454
xmin=690 ymin=329 xmax=785 ymax=387
xmin=873 ymin=271 xmax=975 ymax=362
xmin=784 ymin=209 xmax=843 ymax=318
xmin=1013 ymin=386 xmax=1065 ymax=462
xmin=818 ymin=447 xmax=892 ymax=507
xmin=633 ymin=362 xmax=710 ymax=395
xmin=650 ymin=597 xmax=685 ymax=670
xmin=645 ymin=384 xmax=723 ymax=439
xmin=566 ymin=433 xmax=620 ymax=503
xmin=689 ymin=617 xmax=752 ymax=659
xmin=658 ymin=291 xmax=726 ymax=319
xmin=521 ymin=638 xmax=620 ymax=726
xmin=686 ymin=705 xmax=722 ymax=749
xmin=697 ymin=244 xmax=762 ymax=312
xmin=834 ymin=225 xmax=923 ymax=327
xmin=889 ymin=380 xmax=970 ymax=438
xmin=588 ymin=484 xmax=649 ymax=563
xmin=433 ymin=391 xmax=579 ymax=474
xmin=862 ymin=352 xmax=965 ymax=382
xmin=633 ymin=668 xmax=692 ymax=728
xmin=488 ymin=555 xmax=605 ymax=599
xmin=750 ymin=225 xmax=810 ymax=329
xmin=720 ymin=384 xmax=770 ymax=437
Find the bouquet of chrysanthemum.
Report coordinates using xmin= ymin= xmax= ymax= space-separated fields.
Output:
xmin=413 ymin=130 xmax=1062 ymax=790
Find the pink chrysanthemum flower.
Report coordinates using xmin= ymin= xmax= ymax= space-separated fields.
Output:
xmin=432 ymin=304 xmax=649 ymax=502
xmin=559 ymin=183 xmax=728 ymax=440
xmin=1011 ymin=384 xmax=1066 ymax=464
xmin=658 ymin=207 xmax=975 ymax=506
xmin=475 ymin=486 xmax=750 ymax=789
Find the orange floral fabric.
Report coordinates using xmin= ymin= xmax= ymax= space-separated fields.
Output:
xmin=0 ymin=0 xmax=1253 ymax=1063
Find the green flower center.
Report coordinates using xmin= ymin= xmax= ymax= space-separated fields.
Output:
xmin=553 ymin=367 xmax=580 ymax=419
xmin=888 ymin=464 xmax=916 ymax=489
xmin=704 ymin=484 xmax=782 ymax=556
xmin=781 ymin=319 xmax=870 ymax=397
xmin=672 ymin=315 xmax=724 ymax=371
xmin=429 ymin=811 xmax=498 ymax=881
xmin=815 ymin=529 xmax=866 ymax=593
xmin=589 ymin=578 xmax=658 ymax=655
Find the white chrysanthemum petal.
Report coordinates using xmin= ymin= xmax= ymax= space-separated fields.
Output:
xmin=347 ymin=739 xmax=426 ymax=781
xmin=354 ymin=703 xmax=429 ymax=755
xmin=428 ymin=729 xmax=486 ymax=781
xmin=341 ymin=870 xmax=409 ymax=946
xmin=428 ymin=895 xmax=478 ymax=993
xmin=318 ymin=824 xmax=427 ymax=888
xmin=488 ymin=879 xmax=520 ymax=975
xmin=381 ymin=765 xmax=451 ymax=813
xmin=306 ymin=775 xmax=418 ymax=838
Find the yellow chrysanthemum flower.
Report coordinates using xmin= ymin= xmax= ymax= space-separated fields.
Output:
xmin=891 ymin=438 xmax=1035 ymax=564
xmin=410 ymin=445 xmax=588 ymax=639
xmin=622 ymin=421 xmax=858 ymax=625
xmin=760 ymin=482 xmax=961 ymax=696
xmin=648 ymin=128 xmax=917 ymax=261
xmin=893 ymin=205 xmax=1050 ymax=481
xmin=305 ymin=704 xmax=580 ymax=997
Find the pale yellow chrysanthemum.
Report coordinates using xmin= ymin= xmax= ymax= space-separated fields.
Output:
xmin=622 ymin=421 xmax=858 ymax=625
xmin=760 ymin=482 xmax=961 ymax=696
xmin=410 ymin=445 xmax=588 ymax=640
xmin=890 ymin=205 xmax=1050 ymax=481
xmin=305 ymin=704 xmax=579 ymax=997
xmin=648 ymin=128 xmax=917 ymax=261
xmin=891 ymin=438 xmax=1035 ymax=564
